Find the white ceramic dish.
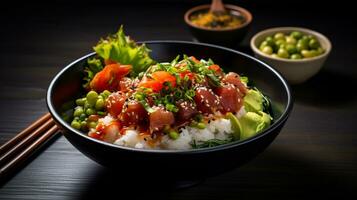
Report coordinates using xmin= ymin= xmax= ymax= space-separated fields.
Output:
xmin=250 ymin=27 xmax=332 ymax=84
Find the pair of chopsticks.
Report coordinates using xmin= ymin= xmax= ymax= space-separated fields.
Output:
xmin=0 ymin=113 xmax=59 ymax=179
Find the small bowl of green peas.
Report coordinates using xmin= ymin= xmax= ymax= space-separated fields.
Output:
xmin=250 ymin=27 xmax=331 ymax=84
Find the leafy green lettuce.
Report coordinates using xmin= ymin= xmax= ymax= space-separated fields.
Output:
xmin=83 ymin=57 xmax=104 ymax=88
xmin=93 ymin=26 xmax=155 ymax=76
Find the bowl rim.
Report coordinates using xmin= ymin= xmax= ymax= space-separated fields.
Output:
xmin=184 ymin=4 xmax=253 ymax=31
xmin=250 ymin=27 xmax=332 ymax=63
xmin=47 ymin=40 xmax=293 ymax=154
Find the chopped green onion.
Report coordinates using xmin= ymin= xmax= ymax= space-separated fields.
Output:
xmin=165 ymin=103 xmax=178 ymax=112
xmin=139 ymin=100 xmax=155 ymax=113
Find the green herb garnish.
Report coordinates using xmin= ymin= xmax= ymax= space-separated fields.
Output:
xmin=191 ymin=137 xmax=234 ymax=148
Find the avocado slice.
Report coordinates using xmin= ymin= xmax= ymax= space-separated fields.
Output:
xmin=244 ymin=89 xmax=263 ymax=112
xmin=226 ymin=112 xmax=242 ymax=140
xmin=239 ymin=111 xmax=272 ymax=140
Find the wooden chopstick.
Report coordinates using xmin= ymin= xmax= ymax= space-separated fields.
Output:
xmin=0 ymin=125 xmax=59 ymax=179
xmin=0 ymin=118 xmax=55 ymax=166
xmin=0 ymin=113 xmax=51 ymax=153
xmin=0 ymin=113 xmax=60 ymax=180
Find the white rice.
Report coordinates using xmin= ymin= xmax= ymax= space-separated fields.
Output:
xmin=236 ymin=106 xmax=246 ymax=118
xmin=114 ymin=130 xmax=140 ymax=147
xmin=160 ymin=128 xmax=193 ymax=150
xmin=113 ymin=107 xmax=245 ymax=150
xmin=99 ymin=115 xmax=114 ymax=126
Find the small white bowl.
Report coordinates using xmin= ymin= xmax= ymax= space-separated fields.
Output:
xmin=250 ymin=27 xmax=332 ymax=84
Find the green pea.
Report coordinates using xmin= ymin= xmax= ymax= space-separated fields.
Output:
xmin=261 ymin=46 xmax=273 ymax=55
xmin=285 ymin=44 xmax=297 ymax=54
xmin=95 ymin=98 xmax=105 ymax=110
xmin=265 ymin=36 xmax=275 ymax=46
xmin=196 ymin=122 xmax=206 ymax=129
xmin=84 ymin=101 xmax=92 ymax=109
xmin=290 ymin=54 xmax=302 ymax=59
xmin=86 ymin=91 xmax=98 ymax=104
xmin=169 ymin=130 xmax=179 ymax=140
xmin=307 ymin=35 xmax=316 ymax=40
xmin=285 ymin=36 xmax=297 ymax=45
xmin=290 ymin=31 xmax=303 ymax=39
xmin=73 ymin=107 xmax=84 ymax=117
xmin=301 ymin=50 xmax=317 ymax=58
xmin=299 ymin=36 xmax=309 ymax=45
xmin=81 ymin=121 xmax=88 ymax=130
xmin=79 ymin=113 xmax=86 ymax=121
xmin=317 ymin=47 xmax=325 ymax=55
xmin=274 ymin=32 xmax=285 ymax=40
xmin=275 ymin=39 xmax=286 ymax=47
xmin=259 ymin=41 xmax=269 ymax=50
xmin=310 ymin=50 xmax=318 ymax=57
xmin=71 ymin=120 xmax=81 ymax=130
xmin=76 ymin=98 xmax=86 ymax=106
xmin=309 ymin=39 xmax=320 ymax=49
xmin=296 ymin=42 xmax=308 ymax=52
xmin=88 ymin=121 xmax=97 ymax=129
xmin=271 ymin=54 xmax=279 ymax=58
xmin=101 ymin=90 xmax=111 ymax=99
xmin=277 ymin=48 xmax=289 ymax=58
xmin=86 ymin=108 xmax=96 ymax=115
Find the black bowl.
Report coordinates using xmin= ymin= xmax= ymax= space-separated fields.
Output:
xmin=184 ymin=4 xmax=253 ymax=47
xmin=47 ymin=41 xmax=292 ymax=182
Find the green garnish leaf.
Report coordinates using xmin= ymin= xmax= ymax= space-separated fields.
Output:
xmin=191 ymin=137 xmax=233 ymax=149
xmin=87 ymin=57 xmax=103 ymax=73
xmin=165 ymin=103 xmax=179 ymax=112
xmin=240 ymin=76 xmax=249 ymax=85
xmin=83 ymin=57 xmax=103 ymax=88
xmin=139 ymin=100 xmax=155 ymax=113
xmin=93 ymin=25 xmax=155 ymax=77
xmin=206 ymin=73 xmax=221 ymax=87
xmin=171 ymin=55 xmax=180 ymax=66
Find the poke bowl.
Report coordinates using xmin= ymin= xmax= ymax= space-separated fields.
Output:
xmin=47 ymin=28 xmax=292 ymax=182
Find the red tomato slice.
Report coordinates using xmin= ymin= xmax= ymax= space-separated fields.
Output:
xmin=139 ymin=76 xmax=163 ymax=92
xmin=151 ymin=71 xmax=176 ymax=87
xmin=90 ymin=64 xmax=131 ymax=92
xmin=139 ymin=71 xmax=176 ymax=92
xmin=208 ymin=64 xmax=222 ymax=72
xmin=179 ymin=71 xmax=195 ymax=80
xmin=190 ymin=56 xmax=200 ymax=63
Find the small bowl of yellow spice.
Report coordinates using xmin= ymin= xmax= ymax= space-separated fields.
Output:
xmin=184 ymin=4 xmax=252 ymax=47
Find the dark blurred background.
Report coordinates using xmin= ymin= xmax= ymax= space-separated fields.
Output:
xmin=0 ymin=0 xmax=355 ymax=82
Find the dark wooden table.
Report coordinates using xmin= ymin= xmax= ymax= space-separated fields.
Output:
xmin=1 ymin=1 xmax=356 ymax=199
